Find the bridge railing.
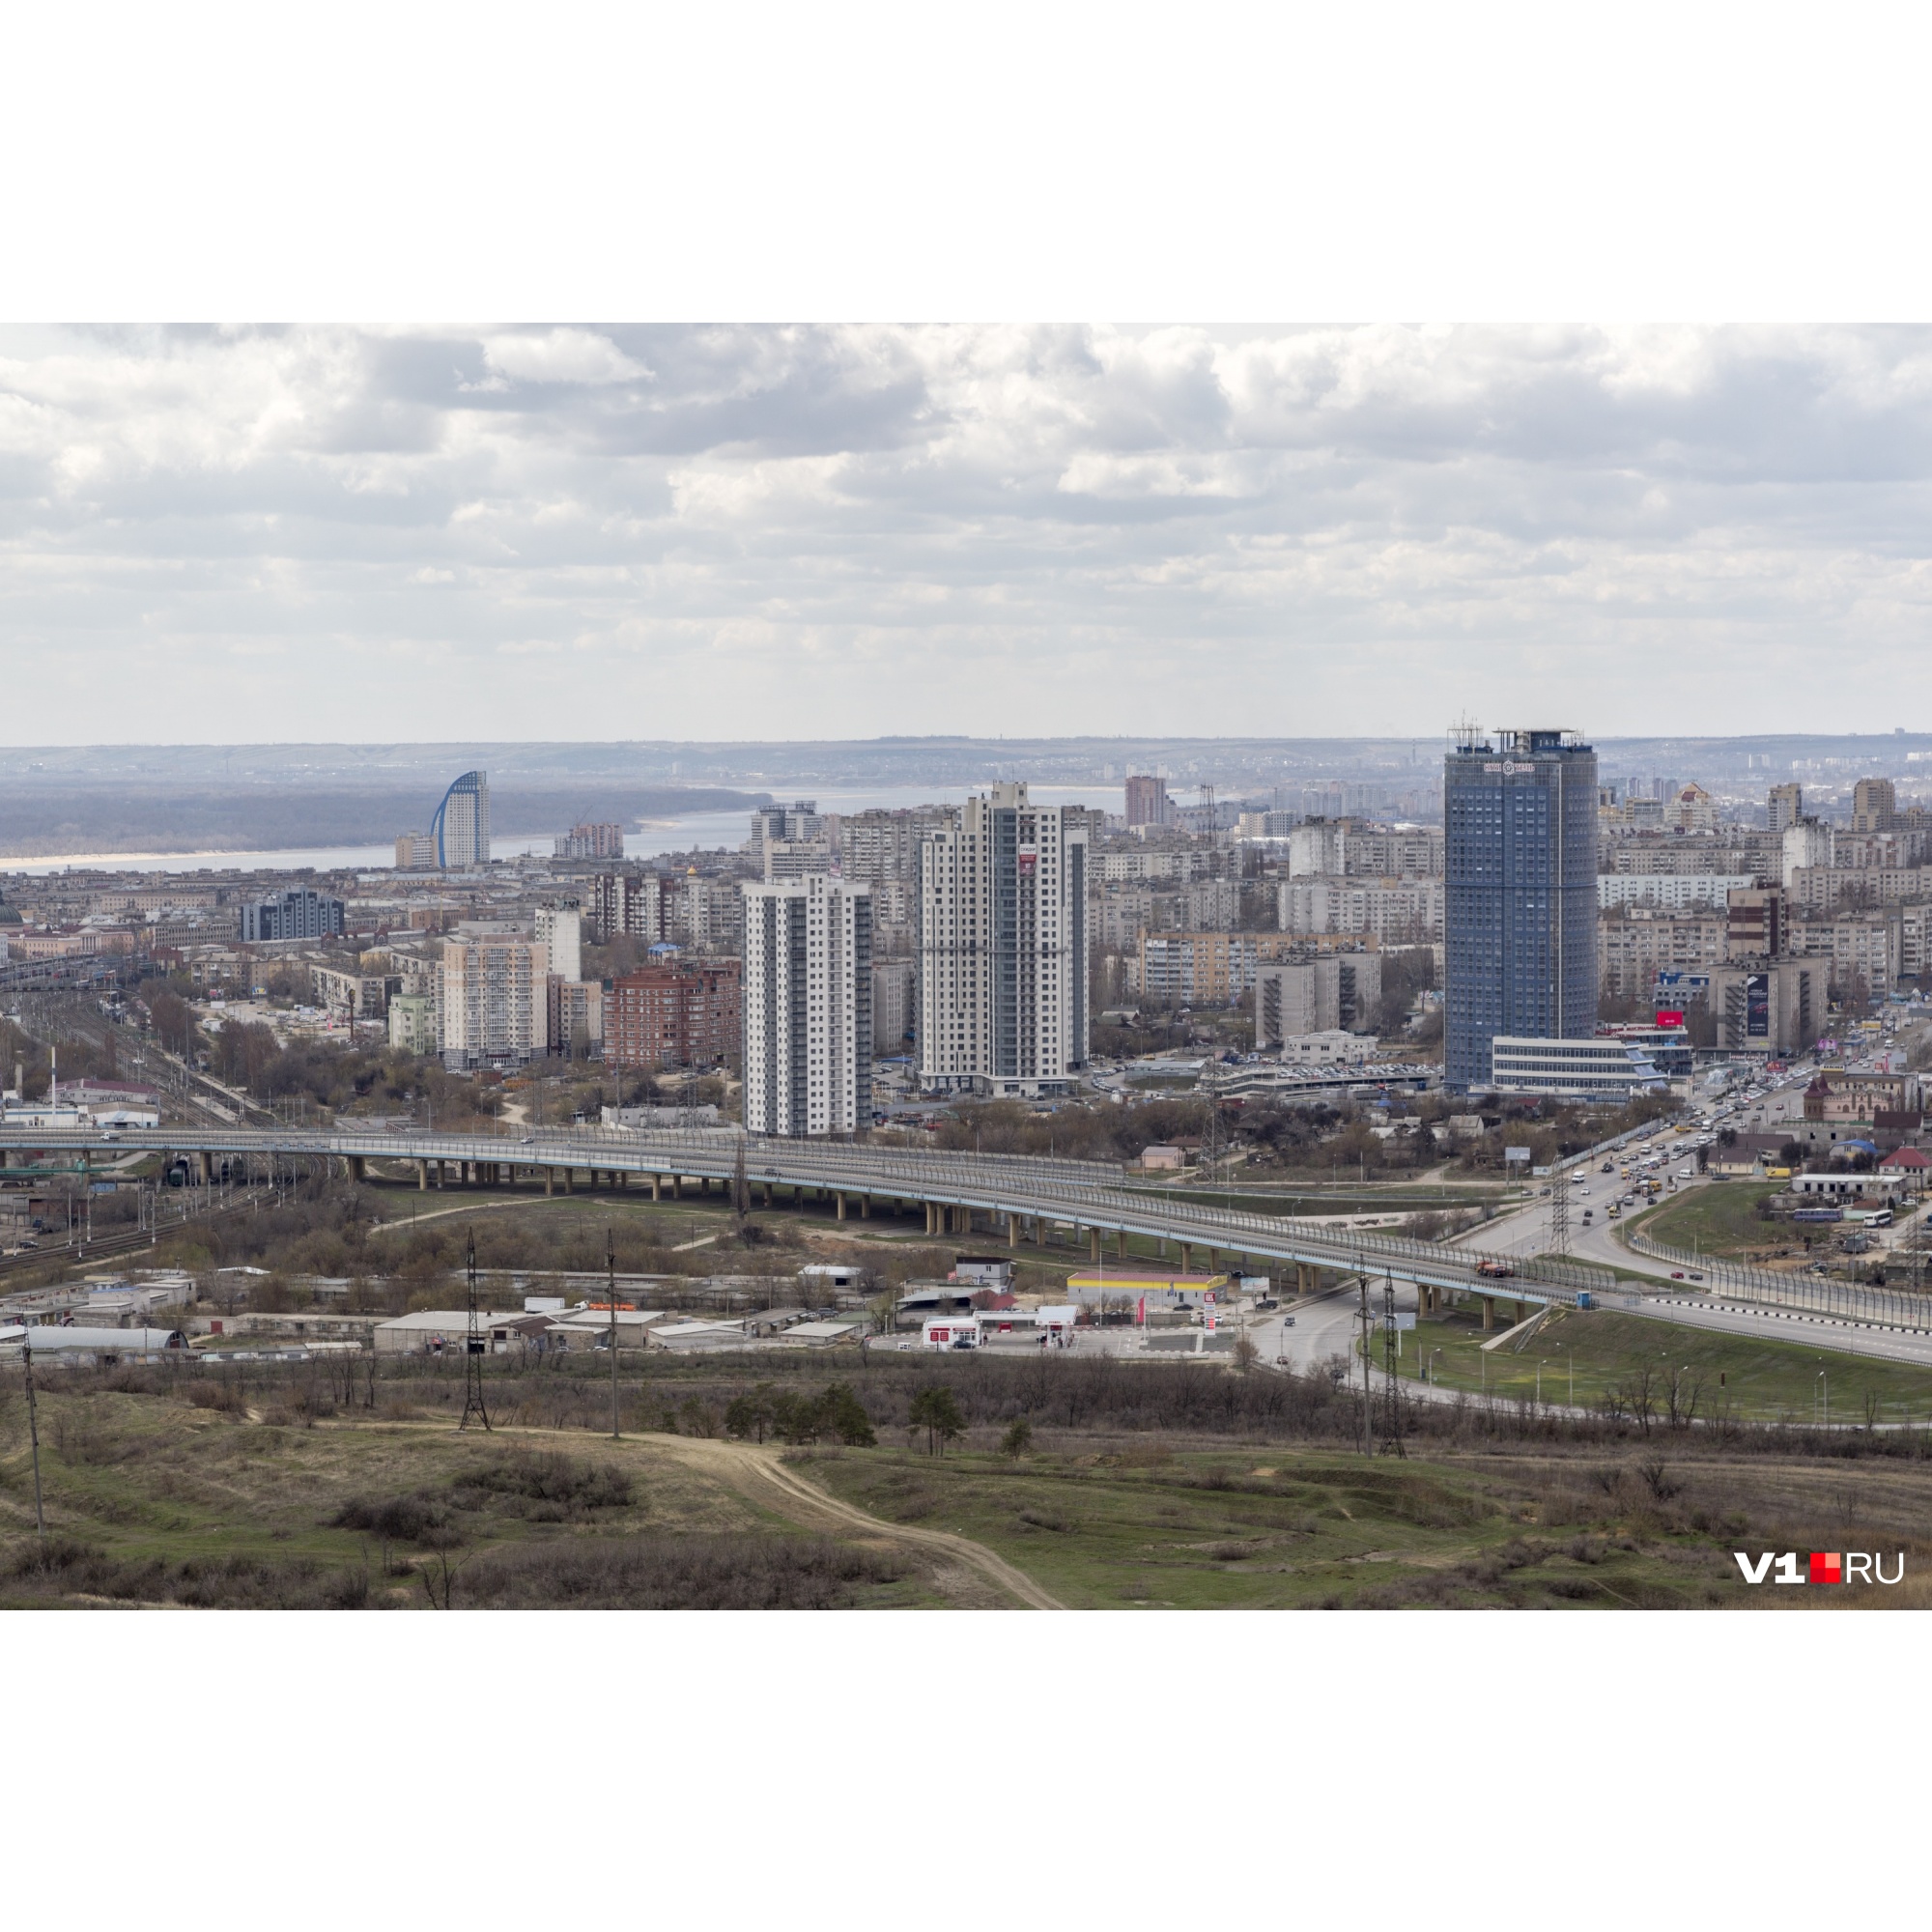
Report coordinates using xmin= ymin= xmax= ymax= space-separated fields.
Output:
xmin=0 ymin=1123 xmax=1595 ymax=1301
xmin=1623 ymin=1226 xmax=1931 ymax=1331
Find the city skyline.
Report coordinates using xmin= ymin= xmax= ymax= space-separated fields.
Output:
xmin=7 ymin=325 xmax=1932 ymax=745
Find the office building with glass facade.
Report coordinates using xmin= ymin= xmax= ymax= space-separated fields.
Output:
xmin=1444 ymin=728 xmax=1598 ymax=1090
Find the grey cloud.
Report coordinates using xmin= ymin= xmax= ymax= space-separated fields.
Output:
xmin=1 ymin=323 xmax=1931 ymax=742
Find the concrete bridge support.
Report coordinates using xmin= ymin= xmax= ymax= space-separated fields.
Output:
xmin=1090 ymin=1227 xmax=1102 ymax=1264
xmin=1116 ymin=1228 xmax=1127 ymax=1260
xmin=349 ymin=1155 xmax=365 ymax=1183
xmin=418 ymin=1160 xmax=429 ymax=1191
xmin=545 ymin=1168 xmax=554 ymax=1197
xmin=836 ymin=1191 xmax=847 ymax=1222
xmin=1481 ymin=1296 xmax=1493 ymax=1331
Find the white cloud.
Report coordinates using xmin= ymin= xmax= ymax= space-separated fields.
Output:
xmin=0 ymin=324 xmax=1929 ymax=741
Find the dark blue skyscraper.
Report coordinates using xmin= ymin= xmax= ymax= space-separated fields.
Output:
xmin=1444 ymin=728 xmax=1599 ymax=1090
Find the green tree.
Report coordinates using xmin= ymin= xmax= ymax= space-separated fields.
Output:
xmin=1000 ymin=1417 xmax=1033 ymax=1460
xmin=908 ymin=1384 xmax=965 ymax=1457
xmin=724 ymin=1383 xmax=777 ymax=1443
xmin=819 ymin=1383 xmax=877 ymax=1446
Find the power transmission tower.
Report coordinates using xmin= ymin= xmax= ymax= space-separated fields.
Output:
xmin=22 ymin=1335 xmax=45 ymax=1552
xmin=460 ymin=1228 xmax=490 ymax=1432
xmin=1356 ymin=1272 xmax=1373 ymax=1455
xmin=608 ymin=1226 xmax=620 ymax=1439
xmin=1549 ymin=1174 xmax=1570 ymax=1256
xmin=1379 ymin=1269 xmax=1405 ymax=1456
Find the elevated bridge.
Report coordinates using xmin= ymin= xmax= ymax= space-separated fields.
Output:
xmin=0 ymin=1123 xmax=1608 ymax=1327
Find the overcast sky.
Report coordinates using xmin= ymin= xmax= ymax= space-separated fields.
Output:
xmin=4 ymin=323 xmax=1930 ymax=746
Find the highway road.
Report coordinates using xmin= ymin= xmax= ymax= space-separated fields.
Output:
xmin=4 ymin=1075 xmax=1930 ymax=1367
xmin=0 ymin=1120 xmax=1619 ymax=1316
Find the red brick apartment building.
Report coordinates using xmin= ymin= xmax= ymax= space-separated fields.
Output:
xmin=606 ymin=961 xmax=742 ymax=1069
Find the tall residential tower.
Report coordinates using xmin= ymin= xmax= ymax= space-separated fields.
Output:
xmin=1444 ymin=728 xmax=1598 ymax=1090
xmin=919 ymin=781 xmax=1089 ymax=1098
xmin=430 ymin=770 xmax=491 ymax=869
xmin=742 ymin=875 xmax=872 ymax=1136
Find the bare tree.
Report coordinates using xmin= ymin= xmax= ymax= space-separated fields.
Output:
xmin=1665 ymin=1364 xmax=1706 ymax=1432
xmin=1625 ymin=1361 xmax=1660 ymax=1437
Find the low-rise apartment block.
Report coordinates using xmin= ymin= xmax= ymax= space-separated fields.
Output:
xmin=1278 ymin=875 xmax=1443 ymax=944
xmin=1255 ymin=952 xmax=1383 ymax=1046
xmin=606 ymin=960 xmax=742 ymax=1071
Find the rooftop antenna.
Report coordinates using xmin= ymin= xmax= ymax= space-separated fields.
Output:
xmin=460 ymin=1227 xmax=490 ymax=1431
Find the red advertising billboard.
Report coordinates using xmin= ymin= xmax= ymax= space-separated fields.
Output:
xmin=1655 ymin=1009 xmax=1685 ymax=1028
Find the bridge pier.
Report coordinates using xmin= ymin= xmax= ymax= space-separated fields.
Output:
xmin=349 ymin=1155 xmax=365 ymax=1183
xmin=545 ymin=1168 xmax=554 ymax=1197
xmin=418 ymin=1160 xmax=429 ymax=1191
xmin=836 ymin=1191 xmax=847 ymax=1222
xmin=652 ymin=1173 xmax=663 ymax=1201
xmin=671 ymin=1175 xmax=681 ymax=1200
xmin=1179 ymin=1241 xmax=1192 ymax=1273
xmin=1116 ymin=1228 xmax=1127 ymax=1260
xmin=1481 ymin=1296 xmax=1493 ymax=1331
xmin=860 ymin=1193 xmax=869 ymax=1219
xmin=200 ymin=1151 xmax=214 ymax=1182
xmin=1090 ymin=1227 xmax=1102 ymax=1264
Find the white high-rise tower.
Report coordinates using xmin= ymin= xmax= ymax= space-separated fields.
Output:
xmin=918 ymin=781 xmax=1090 ymax=1098
xmin=742 ymin=875 xmax=873 ymax=1137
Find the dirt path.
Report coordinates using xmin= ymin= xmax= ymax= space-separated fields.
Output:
xmin=651 ymin=1435 xmax=1066 ymax=1610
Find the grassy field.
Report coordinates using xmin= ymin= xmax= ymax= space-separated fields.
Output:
xmin=1386 ymin=1304 xmax=1932 ymax=1426
xmin=0 ymin=1390 xmax=950 ymax=1608
xmin=800 ymin=1439 xmax=1928 ymax=1608
xmin=4 ymin=1364 xmax=1930 ymax=1608
xmin=1624 ymin=1181 xmax=1786 ymax=1259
